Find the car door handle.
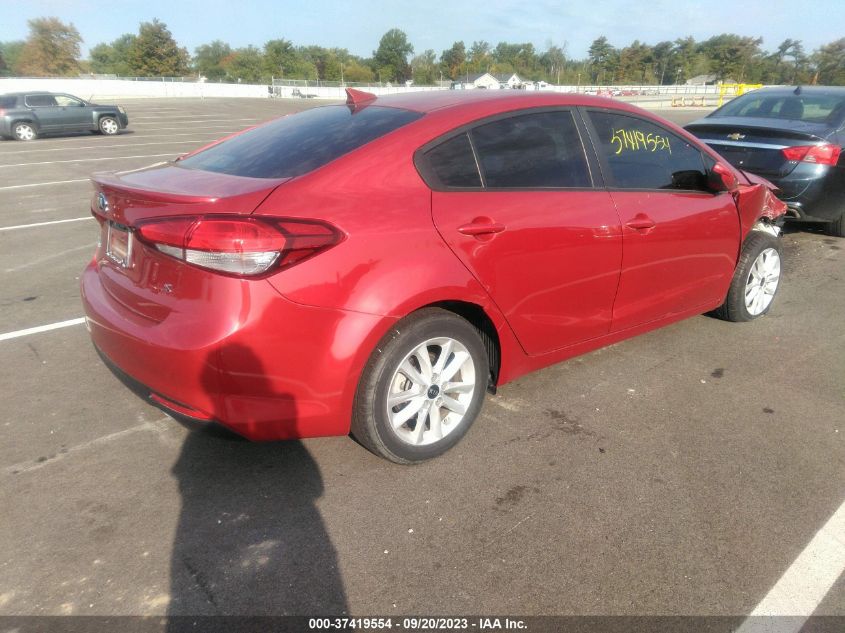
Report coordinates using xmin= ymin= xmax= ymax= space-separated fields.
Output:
xmin=457 ymin=219 xmax=506 ymax=237
xmin=625 ymin=214 xmax=656 ymax=230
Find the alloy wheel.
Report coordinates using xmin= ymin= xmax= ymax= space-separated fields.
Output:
xmin=385 ymin=337 xmax=477 ymax=446
xmin=745 ymin=247 xmax=780 ymax=316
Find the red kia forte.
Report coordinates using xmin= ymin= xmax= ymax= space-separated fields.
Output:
xmin=82 ymin=89 xmax=787 ymax=463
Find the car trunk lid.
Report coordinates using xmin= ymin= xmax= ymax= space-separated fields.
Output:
xmin=686 ymin=117 xmax=833 ymax=178
xmin=90 ymin=163 xmax=289 ymax=322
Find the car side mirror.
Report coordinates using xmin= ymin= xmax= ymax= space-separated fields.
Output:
xmin=709 ymin=162 xmax=738 ymax=192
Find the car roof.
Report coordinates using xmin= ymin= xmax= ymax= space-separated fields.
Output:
xmin=0 ymin=91 xmax=64 ymax=97
xmin=368 ymin=89 xmax=640 ymax=114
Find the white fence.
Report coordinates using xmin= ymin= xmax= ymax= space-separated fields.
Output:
xmin=0 ymin=77 xmax=754 ymax=106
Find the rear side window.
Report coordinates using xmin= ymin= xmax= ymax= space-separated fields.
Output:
xmin=25 ymin=94 xmax=57 ymax=107
xmin=588 ymin=111 xmax=709 ymax=191
xmin=424 ymin=133 xmax=482 ymax=188
xmin=471 ymin=111 xmax=591 ymax=188
xmin=179 ymin=105 xmax=423 ymax=179
xmin=0 ymin=96 xmax=17 ymax=108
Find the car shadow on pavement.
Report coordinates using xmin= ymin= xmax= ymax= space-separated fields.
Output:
xmin=166 ymin=345 xmax=347 ymax=621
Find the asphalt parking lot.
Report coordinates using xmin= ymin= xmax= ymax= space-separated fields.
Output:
xmin=0 ymin=98 xmax=843 ymax=620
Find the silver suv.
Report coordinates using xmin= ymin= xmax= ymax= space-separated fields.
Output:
xmin=0 ymin=92 xmax=129 ymax=141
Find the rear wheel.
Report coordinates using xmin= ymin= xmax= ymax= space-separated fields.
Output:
xmin=828 ymin=211 xmax=845 ymax=238
xmin=98 ymin=116 xmax=119 ymax=135
xmin=352 ymin=308 xmax=488 ymax=464
xmin=712 ymin=231 xmax=783 ymax=322
xmin=13 ymin=122 xmax=36 ymax=141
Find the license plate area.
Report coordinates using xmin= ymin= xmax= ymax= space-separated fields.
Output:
xmin=106 ymin=221 xmax=133 ymax=268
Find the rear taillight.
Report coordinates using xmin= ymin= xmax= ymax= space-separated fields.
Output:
xmin=781 ymin=144 xmax=841 ymax=165
xmin=135 ymin=216 xmax=341 ymax=276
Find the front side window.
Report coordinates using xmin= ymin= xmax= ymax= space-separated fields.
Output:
xmin=25 ymin=94 xmax=58 ymax=107
xmin=54 ymin=95 xmax=84 ymax=107
xmin=470 ymin=111 xmax=591 ymax=188
xmin=588 ymin=111 xmax=709 ymax=191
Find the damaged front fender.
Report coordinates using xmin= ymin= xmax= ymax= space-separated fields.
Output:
xmin=733 ymin=170 xmax=788 ymax=239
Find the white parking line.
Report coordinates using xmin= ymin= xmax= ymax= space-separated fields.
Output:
xmin=0 ymin=217 xmax=93 ymax=231
xmin=131 ymin=117 xmax=261 ymax=123
xmin=131 ymin=115 xmax=262 ymax=120
xmin=0 ymin=317 xmax=86 ymax=342
xmin=4 ymin=418 xmax=171 ymax=475
xmin=0 ymin=179 xmax=89 ymax=190
xmin=0 ymin=153 xmax=175 ymax=168
xmin=133 ymin=124 xmax=253 ymax=131
xmin=735 ymin=498 xmax=845 ymax=633
xmin=5 ymin=242 xmax=96 ymax=272
xmin=0 ymin=138 xmax=220 ymax=154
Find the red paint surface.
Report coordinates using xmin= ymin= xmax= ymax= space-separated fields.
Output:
xmin=82 ymin=91 xmax=783 ymax=440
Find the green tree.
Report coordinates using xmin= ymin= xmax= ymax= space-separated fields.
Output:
xmin=588 ymin=36 xmax=617 ymax=83
xmin=341 ymin=59 xmax=374 ymax=83
xmin=194 ymin=40 xmax=232 ymax=81
xmin=373 ymin=28 xmax=413 ymax=82
xmin=467 ymin=40 xmax=492 ymax=73
xmin=89 ymin=34 xmax=136 ymax=75
xmin=17 ymin=17 xmax=82 ymax=76
xmin=411 ymin=49 xmax=437 ymax=84
xmin=813 ymin=38 xmax=845 ymax=85
xmin=221 ymin=46 xmax=267 ymax=83
xmin=540 ymin=44 xmax=566 ymax=84
xmin=698 ymin=34 xmax=763 ymax=82
xmin=0 ymin=41 xmax=25 ymax=75
xmin=127 ymin=19 xmax=189 ymax=76
xmin=440 ymin=41 xmax=466 ymax=80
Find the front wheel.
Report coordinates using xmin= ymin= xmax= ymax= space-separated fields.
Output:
xmin=352 ymin=308 xmax=489 ymax=464
xmin=712 ymin=231 xmax=783 ymax=322
xmin=98 ymin=116 xmax=119 ymax=135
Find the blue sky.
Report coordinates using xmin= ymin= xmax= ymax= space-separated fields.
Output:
xmin=3 ymin=0 xmax=843 ymax=58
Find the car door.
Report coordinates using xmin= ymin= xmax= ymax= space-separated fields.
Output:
xmin=53 ymin=94 xmax=92 ymax=129
xmin=24 ymin=94 xmax=62 ymax=130
xmin=583 ymin=109 xmax=741 ymax=332
xmin=422 ymin=109 xmax=623 ymax=356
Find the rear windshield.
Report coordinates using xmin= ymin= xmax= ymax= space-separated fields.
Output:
xmin=0 ymin=95 xmax=18 ymax=108
xmin=714 ymin=92 xmax=845 ymax=125
xmin=179 ymin=105 xmax=423 ymax=179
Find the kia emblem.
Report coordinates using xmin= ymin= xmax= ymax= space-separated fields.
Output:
xmin=97 ymin=192 xmax=109 ymax=213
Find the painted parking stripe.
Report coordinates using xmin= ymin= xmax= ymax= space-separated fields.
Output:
xmin=735 ymin=498 xmax=845 ymax=632
xmin=0 ymin=153 xmax=175 ymax=168
xmin=0 ymin=179 xmax=89 ymax=190
xmin=0 ymin=138 xmax=220 ymax=154
xmin=0 ymin=217 xmax=93 ymax=231
xmin=0 ymin=317 xmax=86 ymax=342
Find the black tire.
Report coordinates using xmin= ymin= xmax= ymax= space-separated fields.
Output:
xmin=12 ymin=121 xmax=37 ymax=141
xmin=351 ymin=308 xmax=489 ymax=464
xmin=712 ymin=231 xmax=783 ymax=322
xmin=98 ymin=116 xmax=119 ymax=135
xmin=828 ymin=212 xmax=845 ymax=238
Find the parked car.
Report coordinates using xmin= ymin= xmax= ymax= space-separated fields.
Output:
xmin=686 ymin=86 xmax=845 ymax=236
xmin=0 ymin=92 xmax=129 ymax=141
xmin=81 ymin=89 xmax=786 ymax=463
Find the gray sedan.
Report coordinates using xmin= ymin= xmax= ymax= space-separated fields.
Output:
xmin=0 ymin=91 xmax=129 ymax=140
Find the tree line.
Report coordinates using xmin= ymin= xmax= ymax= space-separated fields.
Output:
xmin=2 ymin=17 xmax=844 ymax=86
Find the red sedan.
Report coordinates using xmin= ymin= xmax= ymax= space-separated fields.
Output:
xmin=81 ymin=89 xmax=786 ymax=463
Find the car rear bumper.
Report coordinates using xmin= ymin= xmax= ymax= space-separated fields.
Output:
xmin=767 ymin=167 xmax=845 ymax=222
xmin=81 ymin=257 xmax=388 ymax=440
